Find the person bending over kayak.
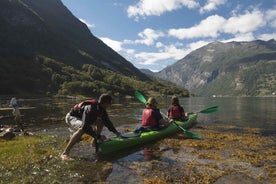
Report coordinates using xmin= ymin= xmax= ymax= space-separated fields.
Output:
xmin=167 ymin=95 xmax=188 ymax=121
xmin=61 ymin=94 xmax=121 ymax=160
xmin=141 ymin=97 xmax=172 ymax=130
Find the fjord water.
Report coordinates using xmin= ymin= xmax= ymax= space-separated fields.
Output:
xmin=178 ymin=96 xmax=276 ymax=130
xmin=1 ymin=96 xmax=275 ymax=131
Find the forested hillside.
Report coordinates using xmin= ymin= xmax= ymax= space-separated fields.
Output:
xmin=0 ymin=0 xmax=189 ymax=97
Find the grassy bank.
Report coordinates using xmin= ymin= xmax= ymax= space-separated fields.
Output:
xmin=0 ymin=134 xmax=66 ymax=183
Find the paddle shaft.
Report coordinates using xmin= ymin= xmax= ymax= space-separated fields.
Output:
xmin=160 ymin=111 xmax=201 ymax=137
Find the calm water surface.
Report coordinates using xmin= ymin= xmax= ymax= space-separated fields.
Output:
xmin=180 ymin=96 xmax=276 ymax=130
xmin=1 ymin=96 xmax=275 ymax=131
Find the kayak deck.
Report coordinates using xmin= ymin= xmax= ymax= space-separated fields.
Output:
xmin=98 ymin=113 xmax=197 ymax=155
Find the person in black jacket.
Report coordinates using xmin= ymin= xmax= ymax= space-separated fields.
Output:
xmin=61 ymin=94 xmax=120 ymax=160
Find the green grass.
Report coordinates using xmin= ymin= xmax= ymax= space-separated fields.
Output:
xmin=0 ymin=135 xmax=69 ymax=183
xmin=0 ymin=135 xmax=56 ymax=167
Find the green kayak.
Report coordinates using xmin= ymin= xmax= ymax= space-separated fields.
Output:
xmin=97 ymin=113 xmax=197 ymax=155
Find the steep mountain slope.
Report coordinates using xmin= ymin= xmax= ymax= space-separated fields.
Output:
xmin=0 ymin=0 xmax=152 ymax=95
xmin=156 ymin=40 xmax=276 ymax=96
xmin=140 ymin=68 xmax=155 ymax=76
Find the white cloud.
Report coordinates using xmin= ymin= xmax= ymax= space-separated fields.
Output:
xmin=168 ymin=15 xmax=225 ymax=39
xmin=221 ymin=33 xmax=255 ymax=42
xmin=200 ymin=0 xmax=227 ymax=14
xmin=135 ymin=51 xmax=171 ymax=65
xmin=127 ymin=0 xmax=228 ymax=19
xmin=136 ymin=28 xmax=165 ymax=45
xmin=265 ymin=8 xmax=276 ymax=28
xmin=132 ymin=40 xmax=212 ymax=69
xmin=163 ymin=44 xmax=188 ymax=60
xmin=79 ymin=18 xmax=95 ymax=28
xmin=128 ymin=43 xmax=183 ymax=66
xmin=230 ymin=4 xmax=242 ymax=16
xmin=124 ymin=28 xmax=165 ymax=46
xmin=222 ymin=10 xmax=265 ymax=34
xmin=99 ymin=37 xmax=122 ymax=52
xmin=125 ymin=48 xmax=135 ymax=54
xmin=127 ymin=0 xmax=199 ymax=20
xmin=258 ymin=33 xmax=276 ymax=41
xmin=168 ymin=10 xmax=266 ymax=40
xmin=188 ymin=40 xmax=210 ymax=50
xmin=133 ymin=43 xmax=190 ymax=67
xmin=156 ymin=42 xmax=164 ymax=48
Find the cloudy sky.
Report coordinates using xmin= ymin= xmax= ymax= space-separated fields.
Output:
xmin=61 ymin=0 xmax=276 ymax=72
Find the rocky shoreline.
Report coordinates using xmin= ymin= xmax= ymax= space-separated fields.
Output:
xmin=0 ymin=124 xmax=275 ymax=183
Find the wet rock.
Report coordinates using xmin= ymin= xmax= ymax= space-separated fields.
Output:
xmin=214 ymin=172 xmax=261 ymax=184
xmin=0 ymin=131 xmax=15 ymax=140
xmin=260 ymin=130 xmax=276 ymax=136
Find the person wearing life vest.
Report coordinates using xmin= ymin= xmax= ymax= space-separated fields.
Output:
xmin=141 ymin=97 xmax=171 ymax=129
xmin=65 ymin=99 xmax=98 ymax=130
xmin=167 ymin=95 xmax=188 ymax=121
xmin=61 ymin=94 xmax=121 ymax=160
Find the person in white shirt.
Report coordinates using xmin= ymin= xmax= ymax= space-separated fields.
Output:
xmin=9 ymin=97 xmax=24 ymax=131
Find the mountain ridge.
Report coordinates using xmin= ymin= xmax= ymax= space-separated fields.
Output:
xmin=1 ymin=0 xmax=159 ymax=96
xmin=155 ymin=39 xmax=276 ymax=96
xmin=0 ymin=0 xmax=191 ymax=97
xmin=0 ymin=0 xmax=148 ymax=79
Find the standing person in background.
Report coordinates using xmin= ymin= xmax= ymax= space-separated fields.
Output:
xmin=61 ymin=94 xmax=121 ymax=160
xmin=167 ymin=95 xmax=188 ymax=121
xmin=9 ymin=97 xmax=24 ymax=131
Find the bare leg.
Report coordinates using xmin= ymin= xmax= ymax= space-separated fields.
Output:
xmin=15 ymin=115 xmax=24 ymax=131
xmin=91 ymin=120 xmax=103 ymax=146
xmin=96 ymin=120 xmax=104 ymax=135
xmin=62 ymin=128 xmax=84 ymax=156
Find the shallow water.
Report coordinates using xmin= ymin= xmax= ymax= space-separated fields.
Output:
xmin=0 ymin=96 xmax=275 ymax=183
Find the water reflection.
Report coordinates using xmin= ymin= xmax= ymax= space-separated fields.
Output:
xmin=142 ymin=147 xmax=155 ymax=161
xmin=1 ymin=96 xmax=275 ymax=132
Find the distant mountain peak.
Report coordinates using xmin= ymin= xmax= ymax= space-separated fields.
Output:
xmin=156 ymin=40 xmax=276 ymax=96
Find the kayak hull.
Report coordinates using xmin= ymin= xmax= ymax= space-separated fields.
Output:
xmin=98 ymin=113 xmax=197 ymax=155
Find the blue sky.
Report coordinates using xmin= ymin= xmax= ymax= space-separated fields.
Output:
xmin=61 ymin=0 xmax=276 ymax=72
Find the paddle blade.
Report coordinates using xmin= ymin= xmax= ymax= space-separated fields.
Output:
xmin=135 ymin=91 xmax=147 ymax=104
xmin=198 ymin=106 xmax=218 ymax=114
xmin=184 ymin=130 xmax=203 ymax=139
xmin=173 ymin=122 xmax=202 ymax=139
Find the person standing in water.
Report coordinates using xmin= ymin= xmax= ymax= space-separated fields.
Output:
xmin=9 ymin=97 xmax=24 ymax=131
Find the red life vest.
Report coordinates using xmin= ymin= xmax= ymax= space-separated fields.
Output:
xmin=73 ymin=100 xmax=97 ymax=111
xmin=142 ymin=108 xmax=157 ymax=127
xmin=169 ymin=105 xmax=182 ymax=119
xmin=71 ymin=100 xmax=101 ymax=118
